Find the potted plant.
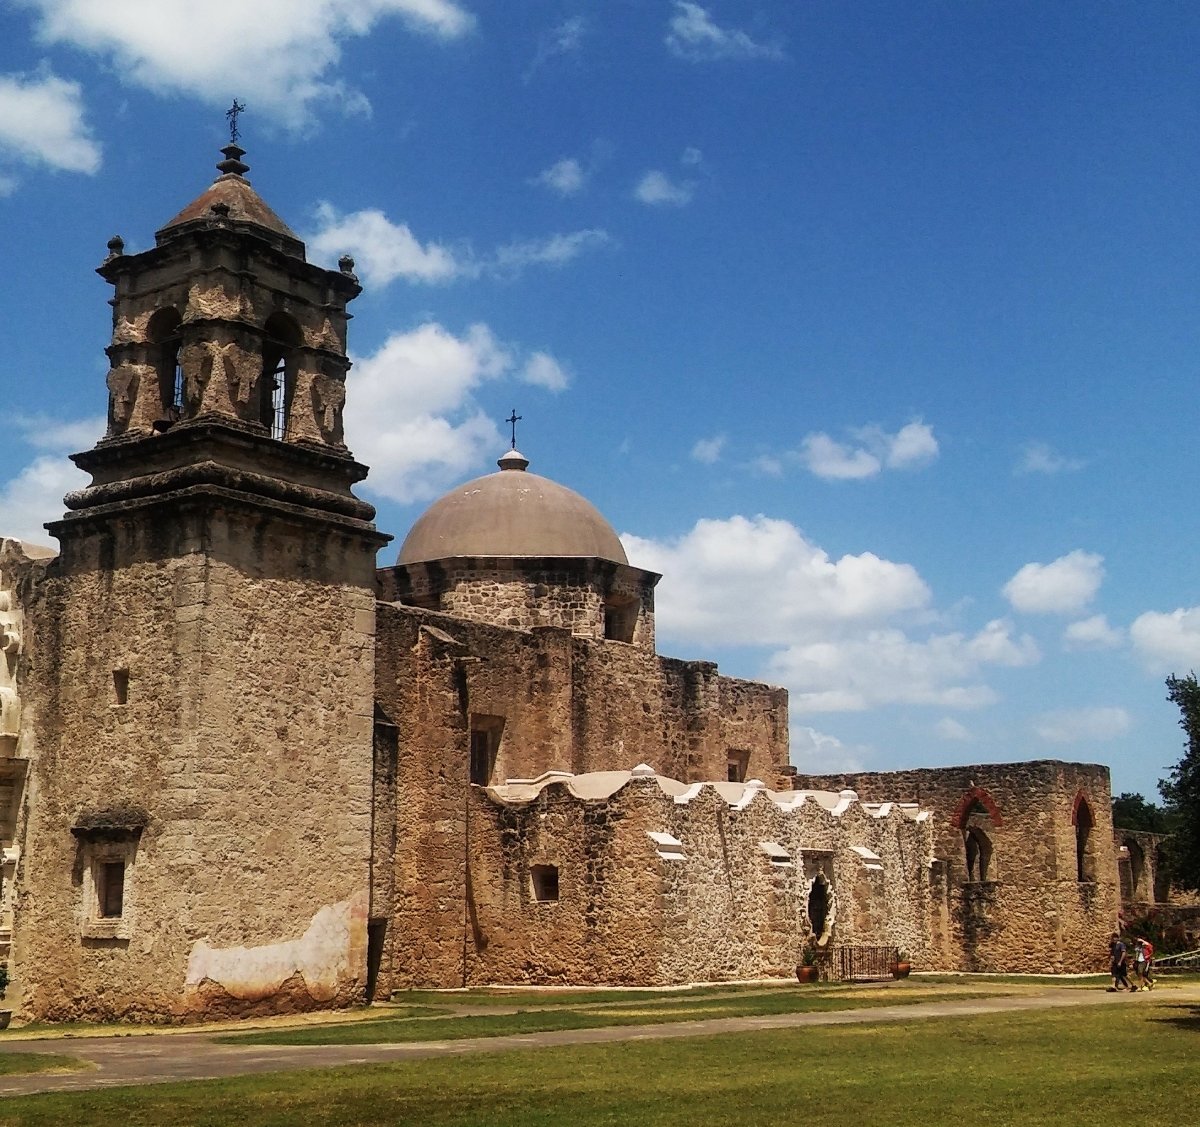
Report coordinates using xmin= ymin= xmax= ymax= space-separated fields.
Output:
xmin=0 ymin=962 xmax=11 ymax=1028
xmin=796 ymin=939 xmax=819 ymax=983
xmin=890 ymin=947 xmax=911 ymax=979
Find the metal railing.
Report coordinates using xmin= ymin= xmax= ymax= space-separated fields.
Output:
xmin=820 ymin=945 xmax=900 ymax=982
xmin=1152 ymin=948 xmax=1200 ymax=974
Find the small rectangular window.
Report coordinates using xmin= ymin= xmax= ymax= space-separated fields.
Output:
xmin=469 ymin=715 xmax=505 ymax=786
xmin=113 ymin=668 xmax=129 ymax=706
xmin=727 ymin=750 xmax=750 ymax=783
xmin=530 ymin=864 xmax=559 ymax=902
xmin=99 ymin=861 xmax=125 ymax=918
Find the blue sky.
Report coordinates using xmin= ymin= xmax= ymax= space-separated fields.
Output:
xmin=2 ymin=1 xmax=1198 ymax=800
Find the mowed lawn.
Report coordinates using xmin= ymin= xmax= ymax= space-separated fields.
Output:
xmin=0 ymin=993 xmax=1195 ymax=1126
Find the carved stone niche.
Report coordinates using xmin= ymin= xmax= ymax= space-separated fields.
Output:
xmin=72 ymin=808 xmax=149 ymax=942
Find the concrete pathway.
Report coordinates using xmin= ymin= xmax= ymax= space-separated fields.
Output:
xmin=0 ymin=983 xmax=1194 ymax=1098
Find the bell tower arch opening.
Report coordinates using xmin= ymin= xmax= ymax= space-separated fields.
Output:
xmin=260 ymin=312 xmax=302 ymax=440
xmin=147 ymin=307 xmax=183 ymax=424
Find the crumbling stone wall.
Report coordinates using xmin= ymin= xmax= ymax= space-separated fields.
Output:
xmin=796 ymin=762 xmax=1119 ymax=972
xmin=412 ymin=777 xmax=933 ymax=988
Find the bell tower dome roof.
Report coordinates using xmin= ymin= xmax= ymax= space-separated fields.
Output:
xmin=155 ymin=144 xmax=305 ymax=257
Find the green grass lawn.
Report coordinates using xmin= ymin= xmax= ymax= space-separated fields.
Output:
xmin=218 ymin=984 xmax=1004 ymax=1046
xmin=0 ymin=1053 xmax=85 ymax=1077
xmin=0 ymin=997 xmax=1194 ymax=1126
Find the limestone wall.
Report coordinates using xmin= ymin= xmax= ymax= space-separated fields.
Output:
xmin=796 ymin=761 xmax=1119 ymax=972
xmin=408 ymin=774 xmax=934 ymax=988
xmin=372 ymin=603 xmax=793 ymax=993
xmin=380 ymin=558 xmax=657 ymax=649
xmin=13 ymin=503 xmax=378 ymax=1021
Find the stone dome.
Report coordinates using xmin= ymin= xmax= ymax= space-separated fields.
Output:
xmin=398 ymin=450 xmax=628 ymax=565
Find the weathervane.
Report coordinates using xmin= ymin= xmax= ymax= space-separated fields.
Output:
xmin=506 ymin=409 xmax=522 ymax=450
xmin=226 ymin=98 xmax=246 ymax=144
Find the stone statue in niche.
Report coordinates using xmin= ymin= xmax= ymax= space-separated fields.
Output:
xmin=106 ymin=367 xmax=137 ymax=433
xmin=312 ymin=374 xmax=345 ymax=445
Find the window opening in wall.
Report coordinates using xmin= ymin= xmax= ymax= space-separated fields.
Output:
xmin=530 ymin=864 xmax=559 ymax=902
xmin=964 ymin=825 xmax=992 ymax=881
xmin=1123 ymin=838 xmax=1144 ymax=899
xmin=603 ymin=596 xmax=637 ymax=643
xmin=469 ymin=714 xmax=505 ymax=786
xmin=112 ymin=668 xmax=129 ymax=706
xmin=98 ymin=861 xmax=125 ymax=918
xmin=727 ymin=749 xmax=750 ymax=783
xmin=1074 ymin=797 xmax=1095 ymax=882
xmin=807 ymin=873 xmax=832 ymax=941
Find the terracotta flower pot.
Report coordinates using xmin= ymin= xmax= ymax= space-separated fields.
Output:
xmin=796 ymin=964 xmax=818 ymax=983
xmin=890 ymin=961 xmax=911 ymax=979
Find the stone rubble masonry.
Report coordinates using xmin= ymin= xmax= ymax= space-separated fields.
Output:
xmin=14 ymin=499 xmax=382 ymax=1021
xmin=380 ymin=557 xmax=658 ymax=650
xmin=796 ymin=763 xmax=1120 ymax=973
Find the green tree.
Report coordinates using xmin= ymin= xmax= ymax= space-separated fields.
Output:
xmin=1111 ymin=792 xmax=1173 ymax=833
xmin=1160 ymin=673 xmax=1200 ymax=892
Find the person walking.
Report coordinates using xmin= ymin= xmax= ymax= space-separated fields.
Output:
xmin=1109 ymin=933 xmax=1133 ymax=991
xmin=1132 ymin=936 xmax=1147 ymax=990
xmin=1139 ymin=937 xmax=1155 ymax=990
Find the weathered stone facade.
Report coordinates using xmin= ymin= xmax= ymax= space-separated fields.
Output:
xmin=796 ymin=763 xmax=1120 ymax=973
xmin=0 ymin=146 xmax=1128 ymax=1023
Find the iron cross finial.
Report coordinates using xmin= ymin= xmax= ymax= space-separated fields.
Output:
xmin=226 ymin=99 xmax=246 ymax=144
xmin=506 ymin=409 xmax=522 ymax=450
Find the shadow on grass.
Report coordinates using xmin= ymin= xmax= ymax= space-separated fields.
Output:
xmin=1152 ymin=1004 xmax=1200 ymax=1033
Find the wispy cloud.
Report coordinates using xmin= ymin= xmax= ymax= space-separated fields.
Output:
xmin=307 ymin=204 xmax=608 ymax=286
xmin=634 ymin=169 xmax=694 ymax=207
xmin=1017 ymin=441 xmax=1086 ymax=475
xmin=524 ymin=15 xmax=587 ymax=82
xmin=1033 ymin=706 xmax=1131 ymax=744
xmin=665 ymin=3 xmax=783 ymax=62
xmin=691 ymin=435 xmax=726 ymax=464
xmin=532 ymin=157 xmax=585 ymax=197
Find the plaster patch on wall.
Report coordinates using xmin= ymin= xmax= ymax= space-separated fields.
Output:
xmin=184 ymin=894 xmax=367 ymax=1002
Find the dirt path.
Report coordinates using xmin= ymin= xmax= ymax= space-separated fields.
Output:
xmin=0 ymin=983 xmax=1193 ymax=1098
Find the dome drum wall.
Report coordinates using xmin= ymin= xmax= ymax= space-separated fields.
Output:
xmin=380 ymin=556 xmax=658 ymax=650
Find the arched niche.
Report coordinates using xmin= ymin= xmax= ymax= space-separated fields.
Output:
xmin=1071 ymin=792 xmax=1096 ymax=882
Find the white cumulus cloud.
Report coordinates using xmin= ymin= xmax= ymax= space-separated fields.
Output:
xmin=345 ymin=322 xmax=572 ymax=504
xmin=0 ymin=71 xmax=101 ymax=176
xmin=0 ymin=414 xmax=104 ymax=545
xmin=1130 ymin=607 xmax=1200 ymax=669
xmin=1033 ymin=706 xmax=1131 ymax=744
xmin=622 ymin=515 xmax=931 ymax=648
xmin=307 ymin=204 xmax=462 ymax=285
xmin=665 ymin=2 xmax=782 ymax=62
xmin=790 ymin=726 xmax=866 ymax=774
xmin=767 ymin=620 xmax=1040 ymax=714
xmin=797 ymin=420 xmax=938 ymax=481
xmin=1003 ymin=550 xmax=1104 ymax=615
xmin=1063 ymin=614 xmax=1123 ymax=651
xmin=533 ymin=157 xmax=585 ymax=196
xmin=934 ymin=717 xmax=973 ymax=741
xmin=20 ymin=0 xmax=475 ymax=129
xmin=520 ymin=352 xmax=570 ymax=391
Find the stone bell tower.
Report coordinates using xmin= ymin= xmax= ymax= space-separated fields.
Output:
xmin=13 ymin=142 xmax=390 ymax=1022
